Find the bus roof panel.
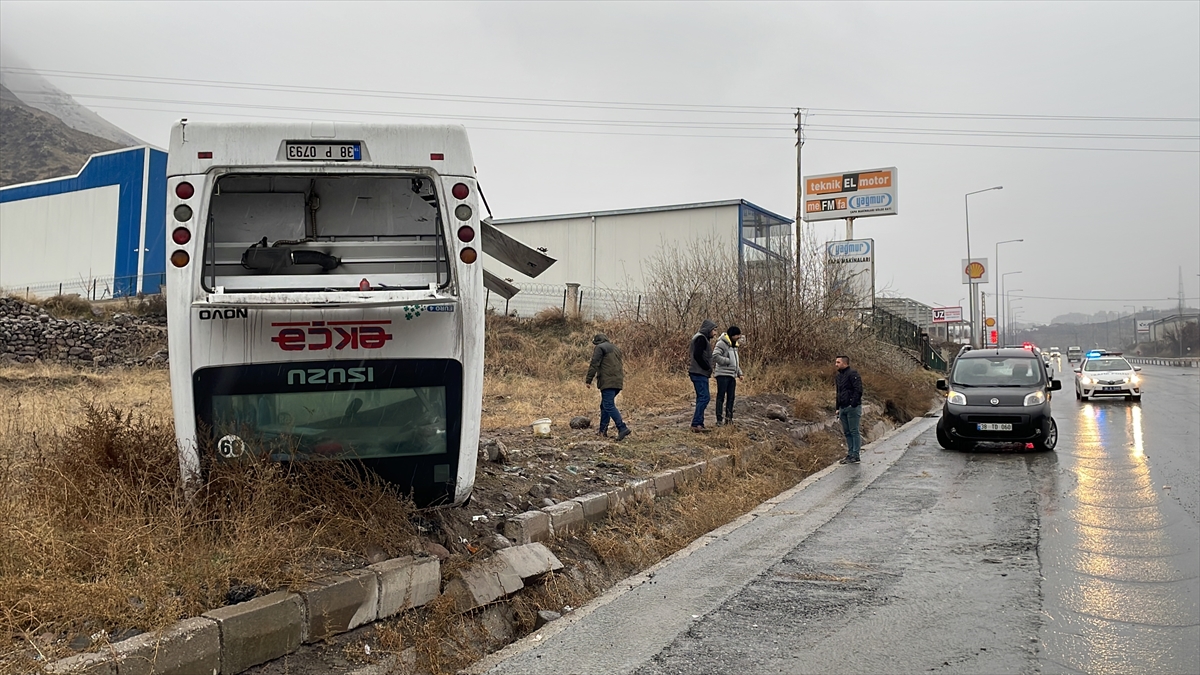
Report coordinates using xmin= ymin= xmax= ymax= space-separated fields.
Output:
xmin=167 ymin=121 xmax=475 ymax=176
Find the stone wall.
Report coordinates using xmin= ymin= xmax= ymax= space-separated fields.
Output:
xmin=0 ymin=296 xmax=168 ymax=367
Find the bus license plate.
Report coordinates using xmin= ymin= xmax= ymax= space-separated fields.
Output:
xmin=285 ymin=143 xmax=361 ymax=161
xmin=977 ymin=423 xmax=1012 ymax=431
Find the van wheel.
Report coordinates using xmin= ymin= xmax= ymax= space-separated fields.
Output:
xmin=1034 ymin=418 xmax=1058 ymax=451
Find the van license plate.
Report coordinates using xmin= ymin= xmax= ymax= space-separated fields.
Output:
xmin=286 ymin=143 xmax=361 ymax=161
xmin=977 ymin=423 xmax=1013 ymax=431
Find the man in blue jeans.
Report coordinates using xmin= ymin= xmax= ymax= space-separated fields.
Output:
xmin=835 ymin=355 xmax=863 ymax=464
xmin=585 ymin=333 xmax=631 ymax=441
xmin=688 ymin=319 xmax=718 ymax=432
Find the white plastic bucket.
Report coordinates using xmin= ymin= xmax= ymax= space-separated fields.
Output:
xmin=531 ymin=418 xmax=552 ymax=437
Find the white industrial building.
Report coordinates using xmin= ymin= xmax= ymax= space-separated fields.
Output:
xmin=484 ymin=199 xmax=793 ymax=316
xmin=0 ymin=146 xmax=167 ymax=299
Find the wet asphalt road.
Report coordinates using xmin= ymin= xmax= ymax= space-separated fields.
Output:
xmin=474 ymin=363 xmax=1199 ymax=675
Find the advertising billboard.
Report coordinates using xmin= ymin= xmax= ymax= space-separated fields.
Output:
xmin=1136 ymin=320 xmax=1152 ymax=334
xmin=961 ymin=258 xmax=989 ymax=284
xmin=826 ymin=239 xmax=875 ymax=309
xmin=932 ymin=306 xmax=964 ymax=323
xmin=803 ymin=168 xmax=898 ymax=222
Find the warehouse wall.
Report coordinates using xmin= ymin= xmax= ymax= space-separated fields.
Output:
xmin=486 ymin=203 xmax=738 ymax=292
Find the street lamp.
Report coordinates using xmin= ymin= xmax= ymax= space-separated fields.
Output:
xmin=1125 ymin=305 xmax=1137 ymax=347
xmin=965 ymin=186 xmax=1003 ymax=347
xmin=995 ymin=239 xmax=1023 ymax=350
xmin=1001 ymin=270 xmax=1023 ymax=347
xmin=1007 ymin=290 xmax=1024 ymax=345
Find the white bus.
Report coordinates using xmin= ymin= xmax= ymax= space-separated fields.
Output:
xmin=165 ymin=121 xmax=550 ymax=506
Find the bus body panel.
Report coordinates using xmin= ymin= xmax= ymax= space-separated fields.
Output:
xmin=166 ymin=122 xmax=483 ymax=506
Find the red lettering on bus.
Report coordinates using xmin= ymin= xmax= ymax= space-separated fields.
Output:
xmin=269 ymin=321 xmax=393 ymax=351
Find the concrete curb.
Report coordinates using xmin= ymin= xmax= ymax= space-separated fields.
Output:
xmin=45 ymin=407 xmax=893 ymax=675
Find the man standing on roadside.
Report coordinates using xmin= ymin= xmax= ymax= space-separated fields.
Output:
xmin=835 ymin=355 xmax=863 ymax=464
xmin=689 ymin=319 xmax=717 ymax=432
xmin=585 ymin=333 xmax=631 ymax=441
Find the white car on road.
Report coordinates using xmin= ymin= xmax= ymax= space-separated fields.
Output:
xmin=1074 ymin=352 xmax=1142 ymax=402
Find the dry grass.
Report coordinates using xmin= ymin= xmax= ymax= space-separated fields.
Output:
xmin=0 ymin=365 xmax=419 ymax=672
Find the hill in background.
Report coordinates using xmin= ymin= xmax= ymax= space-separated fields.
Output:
xmin=0 ymin=83 xmax=122 ymax=187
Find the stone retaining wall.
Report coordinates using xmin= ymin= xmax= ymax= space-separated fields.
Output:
xmin=0 ymin=297 xmax=167 ymax=367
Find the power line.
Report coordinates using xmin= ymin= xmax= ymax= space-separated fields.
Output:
xmin=1009 ymin=294 xmax=1200 ymax=302
xmin=4 ymin=66 xmax=1198 ymax=124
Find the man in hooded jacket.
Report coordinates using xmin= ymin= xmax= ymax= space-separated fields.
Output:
xmin=586 ymin=333 xmax=630 ymax=441
xmin=688 ymin=319 xmax=718 ymax=431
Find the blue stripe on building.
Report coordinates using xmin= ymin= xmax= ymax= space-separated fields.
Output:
xmin=0 ymin=146 xmax=169 ymax=297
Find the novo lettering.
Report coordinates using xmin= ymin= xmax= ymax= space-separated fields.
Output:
xmin=198 ymin=308 xmax=249 ymax=320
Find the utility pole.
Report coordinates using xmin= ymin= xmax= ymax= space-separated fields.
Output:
xmin=1179 ymin=266 xmax=1186 ymax=357
xmin=794 ymin=108 xmax=805 ymax=286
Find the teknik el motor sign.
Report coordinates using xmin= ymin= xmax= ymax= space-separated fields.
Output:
xmin=802 ymin=167 xmax=898 ymax=222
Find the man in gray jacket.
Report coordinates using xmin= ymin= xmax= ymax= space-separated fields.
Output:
xmin=688 ymin=319 xmax=718 ymax=431
xmin=712 ymin=326 xmax=743 ymax=426
xmin=585 ymin=333 xmax=630 ymax=441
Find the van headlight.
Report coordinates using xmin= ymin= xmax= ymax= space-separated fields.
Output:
xmin=947 ymin=390 xmax=967 ymax=405
xmin=1024 ymin=390 xmax=1046 ymax=406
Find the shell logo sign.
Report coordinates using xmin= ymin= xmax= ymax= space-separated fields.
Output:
xmin=961 ymin=258 xmax=989 ymax=284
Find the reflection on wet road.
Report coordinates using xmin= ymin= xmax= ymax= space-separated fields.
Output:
xmin=1039 ymin=364 xmax=1200 ymax=674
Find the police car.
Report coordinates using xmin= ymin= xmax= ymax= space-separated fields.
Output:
xmin=1073 ymin=350 xmax=1142 ymax=402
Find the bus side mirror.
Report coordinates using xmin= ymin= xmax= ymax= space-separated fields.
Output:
xmin=936 ymin=379 xmax=948 ymax=391
xmin=1050 ymin=380 xmax=1062 ymax=391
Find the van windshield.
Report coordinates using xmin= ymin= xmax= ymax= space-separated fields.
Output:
xmin=202 ymin=173 xmax=449 ymax=292
xmin=952 ymin=357 xmax=1045 ymax=387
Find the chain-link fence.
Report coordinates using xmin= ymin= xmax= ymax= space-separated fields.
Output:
xmin=485 ymin=282 xmax=645 ymax=321
xmin=2 ymin=274 xmax=166 ymax=300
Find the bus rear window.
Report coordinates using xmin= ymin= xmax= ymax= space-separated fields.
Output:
xmin=202 ymin=174 xmax=449 ymax=292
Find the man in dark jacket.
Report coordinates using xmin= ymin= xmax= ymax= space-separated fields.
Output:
xmin=586 ymin=333 xmax=630 ymax=441
xmin=835 ymin=355 xmax=863 ymax=464
xmin=688 ymin=319 xmax=717 ymax=431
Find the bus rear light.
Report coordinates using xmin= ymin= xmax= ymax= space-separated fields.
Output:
xmin=430 ymin=153 xmax=444 ymax=161
xmin=173 ymin=204 xmax=193 ymax=222
xmin=198 ymin=151 xmax=213 ymax=159
xmin=454 ymin=204 xmax=472 ymax=221
xmin=175 ymin=182 xmax=195 ymax=200
xmin=457 ymin=225 xmax=475 ymax=242
xmin=452 ymin=183 xmax=469 ymax=199
xmin=459 ymin=247 xmax=477 ymax=264
xmin=359 ymin=278 xmax=371 ymax=291
xmin=172 ymin=227 xmax=191 ymax=245
xmin=170 ymin=250 xmax=190 ymax=267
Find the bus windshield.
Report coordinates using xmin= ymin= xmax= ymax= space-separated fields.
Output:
xmin=203 ymin=173 xmax=449 ymax=292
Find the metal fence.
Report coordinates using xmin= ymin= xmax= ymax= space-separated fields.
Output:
xmin=1126 ymin=356 xmax=1199 ymax=368
xmin=870 ymin=305 xmax=948 ymax=372
xmin=2 ymin=274 xmax=166 ymax=300
xmin=486 ymin=282 xmax=645 ymax=321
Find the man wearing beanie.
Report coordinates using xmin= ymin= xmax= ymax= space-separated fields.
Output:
xmin=712 ymin=326 xmax=744 ymax=426
xmin=688 ymin=319 xmax=718 ymax=431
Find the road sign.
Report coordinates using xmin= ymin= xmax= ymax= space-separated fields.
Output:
xmin=825 ymin=239 xmax=875 ymax=310
xmin=985 ymin=317 xmax=996 ymax=327
xmin=803 ymin=167 xmax=898 ymax=222
xmin=932 ymin=306 xmax=963 ymax=323
xmin=961 ymin=258 xmax=989 ymax=284
xmin=1136 ymin=319 xmax=1151 ymax=334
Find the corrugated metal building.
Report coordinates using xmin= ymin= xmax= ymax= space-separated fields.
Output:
xmin=484 ymin=199 xmax=792 ymax=316
xmin=0 ymin=146 xmax=167 ymax=298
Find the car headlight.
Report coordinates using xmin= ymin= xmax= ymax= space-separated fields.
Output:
xmin=946 ymin=390 xmax=967 ymax=405
xmin=1080 ymin=375 xmax=1093 ymax=385
xmin=1024 ymin=390 xmax=1046 ymax=406
xmin=1128 ymin=373 xmax=1139 ymax=384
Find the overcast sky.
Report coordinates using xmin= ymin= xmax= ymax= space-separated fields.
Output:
xmin=2 ymin=1 xmax=1197 ymax=323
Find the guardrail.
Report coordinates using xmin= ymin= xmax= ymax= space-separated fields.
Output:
xmin=1127 ymin=356 xmax=1199 ymax=368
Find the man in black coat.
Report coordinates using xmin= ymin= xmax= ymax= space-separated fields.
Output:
xmin=835 ymin=355 xmax=864 ymax=464
xmin=688 ymin=319 xmax=718 ymax=431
